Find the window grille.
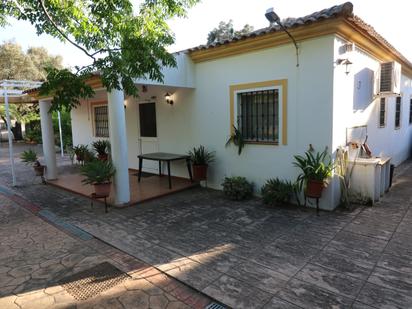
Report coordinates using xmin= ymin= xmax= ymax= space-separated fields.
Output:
xmin=379 ymin=97 xmax=386 ymax=127
xmin=237 ymin=89 xmax=279 ymax=143
xmin=395 ymin=96 xmax=401 ymax=129
xmin=94 ymin=105 xmax=109 ymax=137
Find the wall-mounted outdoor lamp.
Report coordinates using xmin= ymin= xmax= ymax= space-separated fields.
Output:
xmin=336 ymin=58 xmax=353 ymax=75
xmin=265 ymin=8 xmax=300 ymax=67
xmin=165 ymin=92 xmax=174 ymax=105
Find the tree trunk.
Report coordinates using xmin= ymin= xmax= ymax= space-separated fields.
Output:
xmin=12 ymin=122 xmax=23 ymax=140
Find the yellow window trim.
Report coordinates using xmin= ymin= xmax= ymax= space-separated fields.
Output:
xmin=229 ymin=79 xmax=288 ymax=145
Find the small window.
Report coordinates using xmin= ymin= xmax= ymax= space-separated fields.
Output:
xmin=237 ymin=89 xmax=279 ymax=143
xmin=139 ymin=102 xmax=157 ymax=137
xmin=94 ymin=105 xmax=109 ymax=137
xmin=395 ymin=96 xmax=401 ymax=129
xmin=409 ymin=97 xmax=412 ymax=125
xmin=379 ymin=97 xmax=386 ymax=128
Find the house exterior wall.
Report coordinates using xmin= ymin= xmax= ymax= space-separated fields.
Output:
xmin=71 ymin=89 xmax=109 ymax=147
xmin=191 ymin=35 xmax=336 ymax=209
xmin=331 ymin=36 xmax=412 ymax=205
xmin=70 ymin=35 xmax=353 ymax=210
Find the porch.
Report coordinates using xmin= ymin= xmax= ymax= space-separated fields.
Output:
xmin=47 ymin=164 xmax=198 ymax=206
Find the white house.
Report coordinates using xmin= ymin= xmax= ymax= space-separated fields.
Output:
xmin=31 ymin=2 xmax=412 ymax=210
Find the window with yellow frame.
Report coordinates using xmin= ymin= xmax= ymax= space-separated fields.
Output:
xmin=230 ymin=80 xmax=287 ymax=145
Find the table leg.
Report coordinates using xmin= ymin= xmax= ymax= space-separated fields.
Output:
xmin=167 ymin=161 xmax=172 ymax=189
xmin=138 ymin=157 xmax=143 ymax=182
xmin=159 ymin=160 xmax=162 ymax=176
xmin=186 ymin=158 xmax=193 ymax=182
xmin=104 ymin=197 xmax=108 ymax=213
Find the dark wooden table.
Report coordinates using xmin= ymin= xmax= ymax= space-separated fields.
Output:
xmin=137 ymin=152 xmax=193 ymax=189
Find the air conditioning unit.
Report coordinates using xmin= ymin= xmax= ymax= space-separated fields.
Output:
xmin=376 ymin=61 xmax=401 ymax=95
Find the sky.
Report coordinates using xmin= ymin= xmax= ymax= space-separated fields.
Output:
xmin=1 ymin=0 xmax=411 ymax=68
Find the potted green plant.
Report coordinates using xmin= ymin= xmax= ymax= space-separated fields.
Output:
xmin=293 ymin=147 xmax=334 ymax=198
xmin=20 ymin=149 xmax=45 ymax=177
xmin=80 ymin=159 xmax=116 ymax=196
xmin=188 ymin=145 xmax=215 ymax=181
xmin=73 ymin=144 xmax=88 ymax=164
xmin=225 ymin=126 xmax=245 ymax=155
xmin=92 ymin=140 xmax=110 ymax=161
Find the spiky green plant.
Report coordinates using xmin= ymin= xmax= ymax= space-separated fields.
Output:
xmin=92 ymin=140 xmax=110 ymax=156
xmin=293 ymin=148 xmax=334 ymax=192
xmin=80 ymin=160 xmax=116 ymax=185
xmin=188 ymin=145 xmax=215 ymax=165
xmin=225 ymin=126 xmax=245 ymax=155
xmin=261 ymin=178 xmax=297 ymax=206
xmin=20 ymin=149 xmax=40 ymax=166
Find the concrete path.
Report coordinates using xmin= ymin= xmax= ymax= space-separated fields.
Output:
xmin=1 ymin=143 xmax=412 ymax=308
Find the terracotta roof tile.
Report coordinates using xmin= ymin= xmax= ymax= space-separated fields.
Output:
xmin=188 ymin=2 xmax=354 ymax=52
xmin=187 ymin=2 xmax=412 ymax=67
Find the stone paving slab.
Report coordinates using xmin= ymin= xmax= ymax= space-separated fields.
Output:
xmin=2 ymin=143 xmax=412 ymax=308
xmin=0 ymin=192 xmax=213 ymax=309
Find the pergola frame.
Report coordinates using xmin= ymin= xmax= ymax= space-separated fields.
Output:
xmin=0 ymin=79 xmax=64 ymax=186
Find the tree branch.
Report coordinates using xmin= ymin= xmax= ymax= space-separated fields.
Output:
xmin=38 ymin=0 xmax=96 ymax=61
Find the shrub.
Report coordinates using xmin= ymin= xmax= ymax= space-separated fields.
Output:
xmin=261 ymin=178 xmax=296 ymax=206
xmin=222 ymin=176 xmax=253 ymax=200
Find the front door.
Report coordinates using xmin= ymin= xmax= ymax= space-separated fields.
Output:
xmin=138 ymin=102 xmax=159 ymax=173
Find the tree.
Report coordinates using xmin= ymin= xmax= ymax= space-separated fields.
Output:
xmin=207 ymin=20 xmax=254 ymax=45
xmin=0 ymin=41 xmax=63 ymax=80
xmin=0 ymin=41 xmax=63 ymax=139
xmin=0 ymin=0 xmax=200 ymax=112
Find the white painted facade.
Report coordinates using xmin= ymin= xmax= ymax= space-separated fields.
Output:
xmin=70 ymin=32 xmax=412 ymax=210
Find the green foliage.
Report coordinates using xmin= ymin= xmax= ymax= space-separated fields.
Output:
xmin=293 ymin=147 xmax=334 ymax=192
xmin=92 ymin=140 xmax=110 ymax=156
xmin=1 ymin=0 xmax=200 ymax=112
xmin=20 ymin=149 xmax=38 ymax=165
xmin=0 ymin=41 xmax=62 ymax=126
xmin=207 ymin=20 xmax=254 ymax=45
xmin=73 ymin=144 xmax=89 ymax=161
xmin=225 ymin=126 xmax=245 ymax=155
xmin=222 ymin=176 xmax=253 ymax=201
xmin=41 ymin=68 xmax=95 ymax=112
xmin=188 ymin=145 xmax=215 ymax=165
xmin=52 ymin=108 xmax=72 ymax=148
xmin=261 ymin=178 xmax=297 ymax=206
xmin=24 ymin=121 xmax=42 ymax=144
xmin=0 ymin=41 xmax=62 ymax=81
xmin=80 ymin=159 xmax=116 ymax=185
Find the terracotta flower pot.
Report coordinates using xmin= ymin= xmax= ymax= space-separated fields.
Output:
xmin=33 ymin=165 xmax=45 ymax=176
xmin=192 ymin=164 xmax=208 ymax=181
xmin=94 ymin=182 xmax=111 ymax=196
xmin=306 ymin=179 xmax=324 ymax=198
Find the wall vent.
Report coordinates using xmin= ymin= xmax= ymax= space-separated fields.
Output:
xmin=378 ymin=61 xmax=401 ymax=95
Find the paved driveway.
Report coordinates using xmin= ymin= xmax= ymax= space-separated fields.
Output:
xmin=1 ymin=143 xmax=412 ymax=308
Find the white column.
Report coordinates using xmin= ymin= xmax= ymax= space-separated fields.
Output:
xmin=39 ymin=99 xmax=57 ymax=180
xmin=107 ymin=86 xmax=130 ymax=205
